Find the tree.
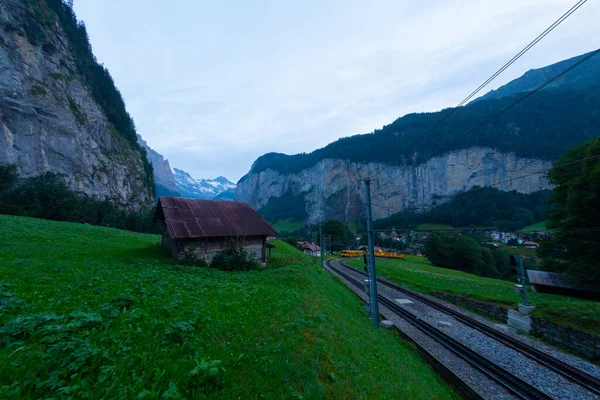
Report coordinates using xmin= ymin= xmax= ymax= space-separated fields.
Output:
xmin=507 ymin=238 xmax=519 ymax=247
xmin=424 ymin=232 xmax=451 ymax=267
xmin=540 ymin=136 xmax=600 ymax=283
xmin=320 ymin=220 xmax=353 ymax=252
xmin=424 ymin=232 xmax=511 ymax=279
xmin=450 ymin=235 xmax=484 ymax=276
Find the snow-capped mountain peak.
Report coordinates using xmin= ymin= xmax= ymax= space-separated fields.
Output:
xmin=172 ymin=168 xmax=236 ymax=200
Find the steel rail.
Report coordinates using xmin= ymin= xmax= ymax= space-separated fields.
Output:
xmin=326 ymin=260 xmax=551 ymax=400
xmin=335 ymin=259 xmax=600 ymax=397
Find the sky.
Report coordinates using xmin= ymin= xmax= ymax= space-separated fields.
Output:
xmin=73 ymin=0 xmax=600 ymax=182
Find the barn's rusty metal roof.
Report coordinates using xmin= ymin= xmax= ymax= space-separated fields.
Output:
xmin=527 ymin=270 xmax=600 ymax=293
xmin=155 ymin=197 xmax=277 ymax=239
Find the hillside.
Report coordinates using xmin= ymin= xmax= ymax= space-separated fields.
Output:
xmin=0 ymin=215 xmax=457 ymax=399
xmin=0 ymin=0 xmax=155 ymax=208
xmin=476 ymin=49 xmax=600 ymax=102
xmin=237 ymin=50 xmax=600 ymax=223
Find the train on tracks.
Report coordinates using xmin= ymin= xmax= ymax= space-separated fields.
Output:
xmin=340 ymin=249 xmax=404 ymax=260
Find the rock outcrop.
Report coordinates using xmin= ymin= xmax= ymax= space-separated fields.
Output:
xmin=0 ymin=0 xmax=153 ymax=209
xmin=236 ymin=147 xmax=552 ymax=223
xmin=137 ymin=135 xmax=180 ymax=196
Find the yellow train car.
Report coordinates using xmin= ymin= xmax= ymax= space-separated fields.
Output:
xmin=340 ymin=249 xmax=404 ymax=260
xmin=340 ymin=249 xmax=366 ymax=257
xmin=375 ymin=251 xmax=405 ymax=260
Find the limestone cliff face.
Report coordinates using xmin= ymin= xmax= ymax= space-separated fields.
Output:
xmin=0 ymin=0 xmax=153 ymax=209
xmin=137 ymin=135 xmax=179 ymax=195
xmin=236 ymin=147 xmax=553 ymax=223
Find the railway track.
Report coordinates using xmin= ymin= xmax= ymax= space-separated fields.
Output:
xmin=334 ymin=259 xmax=600 ymax=398
xmin=326 ymin=259 xmax=598 ymax=400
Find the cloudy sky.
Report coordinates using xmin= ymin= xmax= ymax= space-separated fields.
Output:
xmin=74 ymin=0 xmax=599 ymax=182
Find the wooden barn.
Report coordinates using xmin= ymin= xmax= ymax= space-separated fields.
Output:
xmin=155 ymin=197 xmax=277 ymax=265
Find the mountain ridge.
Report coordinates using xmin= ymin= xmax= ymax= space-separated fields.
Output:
xmin=237 ymin=49 xmax=600 ymax=223
xmin=173 ymin=168 xmax=236 ymax=200
xmin=474 ymin=49 xmax=600 ymax=102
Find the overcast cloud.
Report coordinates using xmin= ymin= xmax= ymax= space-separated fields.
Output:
xmin=74 ymin=0 xmax=600 ymax=182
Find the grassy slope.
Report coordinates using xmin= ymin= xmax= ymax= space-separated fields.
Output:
xmin=501 ymin=244 xmax=538 ymax=257
xmin=518 ymin=221 xmax=549 ymax=232
xmin=347 ymin=256 xmax=600 ymax=335
xmin=416 ymin=223 xmax=453 ymax=230
xmin=271 ymin=218 xmax=305 ymax=234
xmin=0 ymin=215 xmax=457 ymax=399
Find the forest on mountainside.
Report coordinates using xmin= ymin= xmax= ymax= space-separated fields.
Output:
xmin=245 ymin=87 xmax=600 ymax=177
xmin=374 ymin=187 xmax=550 ymax=231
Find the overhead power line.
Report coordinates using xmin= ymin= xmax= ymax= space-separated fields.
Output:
xmin=375 ymin=48 xmax=600 ymax=191
xmin=462 ymin=47 xmax=600 ymax=138
xmin=370 ymin=153 xmax=600 ymax=233
xmin=469 ymin=153 xmax=600 ymax=192
xmin=423 ymin=0 xmax=588 ymax=136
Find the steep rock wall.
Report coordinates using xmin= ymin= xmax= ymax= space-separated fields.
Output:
xmin=0 ymin=0 xmax=152 ymax=209
xmin=236 ymin=147 xmax=553 ymax=223
xmin=137 ymin=135 xmax=179 ymax=196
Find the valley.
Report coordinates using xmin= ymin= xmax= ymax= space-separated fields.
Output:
xmin=1 ymin=1 xmax=600 ymax=399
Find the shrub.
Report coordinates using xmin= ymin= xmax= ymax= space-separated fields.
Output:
xmin=424 ymin=232 xmax=512 ymax=279
xmin=210 ymin=240 xmax=259 ymax=271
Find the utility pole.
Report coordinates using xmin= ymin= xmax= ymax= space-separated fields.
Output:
xmin=516 ymin=255 xmax=530 ymax=306
xmin=364 ymin=179 xmax=380 ymax=327
xmin=319 ymin=223 xmax=324 ymax=267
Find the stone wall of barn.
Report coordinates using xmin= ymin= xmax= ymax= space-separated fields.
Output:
xmin=162 ymin=234 xmax=265 ymax=265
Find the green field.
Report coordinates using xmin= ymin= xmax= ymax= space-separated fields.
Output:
xmin=0 ymin=215 xmax=457 ymax=399
xmin=501 ymin=244 xmax=538 ymax=257
xmin=271 ymin=218 xmax=305 ymax=233
xmin=346 ymin=256 xmax=600 ymax=335
xmin=518 ymin=221 xmax=549 ymax=232
xmin=416 ymin=223 xmax=453 ymax=230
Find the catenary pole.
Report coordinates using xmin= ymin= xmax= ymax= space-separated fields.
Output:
xmin=516 ymin=255 xmax=530 ymax=306
xmin=364 ymin=179 xmax=380 ymax=327
xmin=319 ymin=223 xmax=324 ymax=267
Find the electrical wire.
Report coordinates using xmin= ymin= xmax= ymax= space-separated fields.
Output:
xmin=375 ymin=48 xmax=600 ymax=191
xmin=422 ymin=0 xmax=588 ymax=136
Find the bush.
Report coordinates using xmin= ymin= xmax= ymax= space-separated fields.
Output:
xmin=424 ymin=232 xmax=512 ymax=279
xmin=210 ymin=240 xmax=259 ymax=271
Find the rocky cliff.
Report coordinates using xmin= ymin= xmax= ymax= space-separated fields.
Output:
xmin=137 ymin=135 xmax=180 ymax=196
xmin=236 ymin=147 xmax=553 ymax=223
xmin=0 ymin=0 xmax=153 ymax=209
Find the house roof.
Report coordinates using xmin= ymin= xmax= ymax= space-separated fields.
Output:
xmin=155 ymin=197 xmax=277 ymax=239
xmin=300 ymin=242 xmax=320 ymax=252
xmin=527 ymin=270 xmax=600 ymax=293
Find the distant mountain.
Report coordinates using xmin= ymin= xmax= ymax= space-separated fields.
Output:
xmin=475 ymin=49 xmax=600 ymax=102
xmin=136 ymin=135 xmax=180 ymax=197
xmin=214 ymin=188 xmax=236 ymax=201
xmin=237 ymin=49 xmax=600 ymax=223
xmin=173 ymin=169 xmax=236 ymax=200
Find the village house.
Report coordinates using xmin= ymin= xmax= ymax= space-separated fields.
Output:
xmin=298 ymin=241 xmax=321 ymax=257
xmin=155 ymin=197 xmax=277 ymax=265
xmin=523 ymin=241 xmax=539 ymax=249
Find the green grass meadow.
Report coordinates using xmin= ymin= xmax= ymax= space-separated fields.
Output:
xmin=518 ymin=221 xmax=549 ymax=232
xmin=271 ymin=218 xmax=305 ymax=234
xmin=0 ymin=215 xmax=457 ymax=399
xmin=347 ymin=256 xmax=600 ymax=335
